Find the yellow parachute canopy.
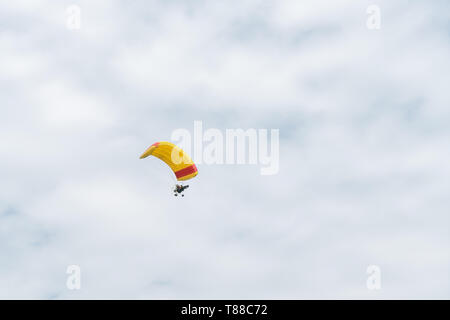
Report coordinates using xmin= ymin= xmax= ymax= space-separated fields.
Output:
xmin=140 ymin=142 xmax=198 ymax=181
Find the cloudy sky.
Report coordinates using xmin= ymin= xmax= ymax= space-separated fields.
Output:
xmin=0 ymin=0 xmax=449 ymax=299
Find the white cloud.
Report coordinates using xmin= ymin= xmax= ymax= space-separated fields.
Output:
xmin=0 ymin=0 xmax=449 ymax=299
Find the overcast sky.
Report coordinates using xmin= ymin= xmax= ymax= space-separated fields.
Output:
xmin=0 ymin=0 xmax=449 ymax=299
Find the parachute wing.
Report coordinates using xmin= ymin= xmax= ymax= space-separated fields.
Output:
xmin=140 ymin=142 xmax=198 ymax=181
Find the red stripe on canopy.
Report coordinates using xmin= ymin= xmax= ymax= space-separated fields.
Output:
xmin=175 ymin=164 xmax=197 ymax=179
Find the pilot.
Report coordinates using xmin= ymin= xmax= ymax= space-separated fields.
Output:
xmin=174 ymin=184 xmax=189 ymax=196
